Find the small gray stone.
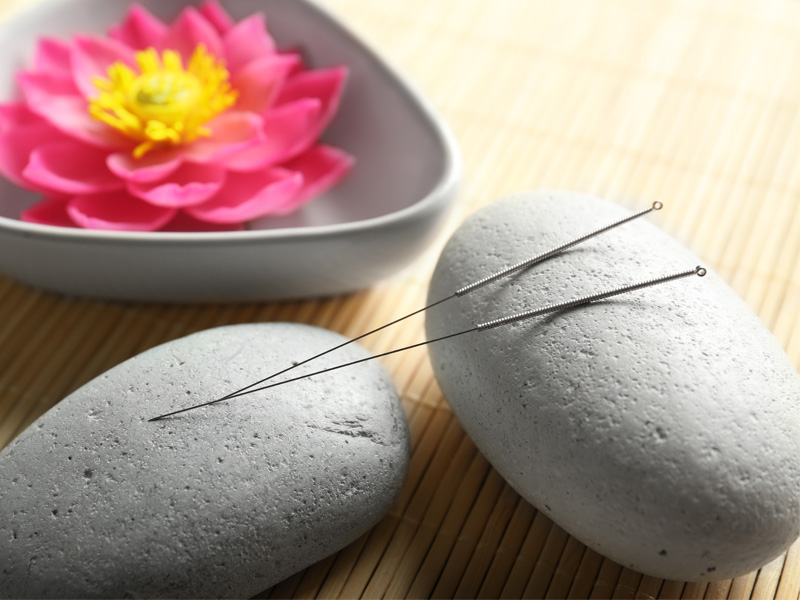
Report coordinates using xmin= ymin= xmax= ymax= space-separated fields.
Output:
xmin=0 ymin=323 xmax=409 ymax=598
xmin=426 ymin=191 xmax=800 ymax=581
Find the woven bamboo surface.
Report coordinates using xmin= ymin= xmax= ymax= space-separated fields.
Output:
xmin=2 ymin=0 xmax=800 ymax=598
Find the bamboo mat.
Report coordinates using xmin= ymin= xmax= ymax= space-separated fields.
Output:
xmin=2 ymin=0 xmax=800 ymax=598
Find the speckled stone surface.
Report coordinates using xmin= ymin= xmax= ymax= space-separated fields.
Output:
xmin=0 ymin=323 xmax=409 ymax=599
xmin=426 ymin=191 xmax=800 ymax=582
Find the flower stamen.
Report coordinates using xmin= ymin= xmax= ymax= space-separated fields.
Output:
xmin=89 ymin=44 xmax=238 ymax=158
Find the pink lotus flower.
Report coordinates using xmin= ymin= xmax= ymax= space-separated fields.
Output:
xmin=0 ymin=1 xmax=353 ymax=232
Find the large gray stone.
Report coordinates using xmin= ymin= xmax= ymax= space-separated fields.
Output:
xmin=426 ymin=191 xmax=800 ymax=581
xmin=0 ymin=323 xmax=409 ymax=598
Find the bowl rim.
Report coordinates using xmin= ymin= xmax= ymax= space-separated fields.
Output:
xmin=0 ymin=0 xmax=461 ymax=247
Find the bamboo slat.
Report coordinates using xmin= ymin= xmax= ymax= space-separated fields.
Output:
xmin=1 ymin=0 xmax=800 ymax=598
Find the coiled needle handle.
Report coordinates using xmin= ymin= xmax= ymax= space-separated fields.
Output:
xmin=477 ymin=265 xmax=705 ymax=329
xmin=148 ymin=263 xmax=703 ymax=422
xmin=206 ymin=201 xmax=664 ymax=407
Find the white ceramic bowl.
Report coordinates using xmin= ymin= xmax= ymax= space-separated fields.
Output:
xmin=0 ymin=0 xmax=460 ymax=301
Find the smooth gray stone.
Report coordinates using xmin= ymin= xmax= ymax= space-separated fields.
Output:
xmin=0 ymin=323 xmax=409 ymax=598
xmin=426 ymin=191 xmax=800 ymax=582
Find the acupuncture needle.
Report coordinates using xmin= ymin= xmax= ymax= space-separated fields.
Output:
xmin=150 ymin=201 xmax=663 ymax=419
xmin=148 ymin=265 xmax=706 ymax=421
xmin=240 ymin=202 xmax=662 ymax=396
xmin=148 ymin=201 xmax=666 ymax=421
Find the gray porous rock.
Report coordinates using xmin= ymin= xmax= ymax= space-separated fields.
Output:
xmin=0 ymin=323 xmax=409 ymax=598
xmin=426 ymin=191 xmax=800 ymax=582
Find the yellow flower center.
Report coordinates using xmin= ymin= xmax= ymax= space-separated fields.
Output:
xmin=89 ymin=45 xmax=238 ymax=158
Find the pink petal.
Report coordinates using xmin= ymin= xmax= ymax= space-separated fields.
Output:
xmin=0 ymin=103 xmax=43 ymax=132
xmin=158 ymin=7 xmax=224 ymax=64
xmin=127 ymin=162 xmax=226 ymax=207
xmin=198 ymin=0 xmax=235 ymax=35
xmin=18 ymin=71 xmax=128 ymax=149
xmin=231 ymin=54 xmax=298 ymax=114
xmin=67 ymin=191 xmax=176 ymax=231
xmin=279 ymin=49 xmax=306 ymax=77
xmin=182 ymin=111 xmax=264 ymax=163
xmin=23 ymin=140 xmax=122 ymax=195
xmin=186 ymin=168 xmax=302 ymax=223
xmin=108 ymin=4 xmax=169 ymax=50
xmin=33 ymin=38 xmax=72 ymax=75
xmin=33 ymin=98 xmax=124 ymax=149
xmin=107 ymin=149 xmax=183 ymax=183
xmin=276 ymin=66 xmax=347 ymax=136
xmin=223 ymin=99 xmax=321 ymax=172
xmin=0 ymin=122 xmax=67 ymax=189
xmin=20 ymin=197 xmax=78 ymax=228
xmin=71 ymin=35 xmax=136 ymax=99
xmin=17 ymin=69 xmax=78 ymax=98
xmin=160 ymin=210 xmax=244 ymax=232
xmin=278 ymin=145 xmax=354 ymax=213
xmin=223 ymin=13 xmax=275 ymax=74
